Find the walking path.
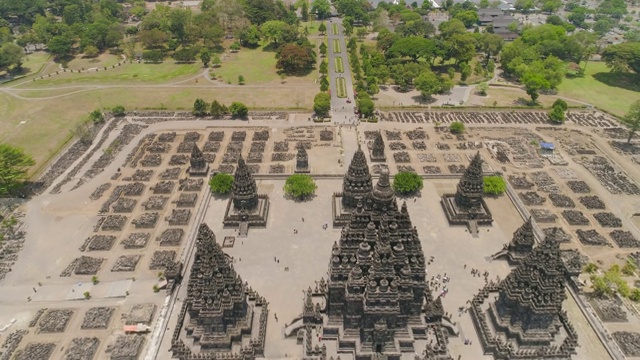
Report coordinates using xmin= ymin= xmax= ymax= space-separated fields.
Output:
xmin=327 ymin=19 xmax=357 ymax=124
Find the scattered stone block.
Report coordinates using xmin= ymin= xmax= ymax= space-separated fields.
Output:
xmin=107 ymin=335 xmax=144 ymax=360
xmin=142 ymin=196 xmax=168 ymax=211
xmin=149 ymin=251 xmax=176 ymax=270
xmin=81 ymin=307 xmax=114 ymax=329
xmin=90 ymin=183 xmax=111 ymax=200
xmin=593 ymin=212 xmax=622 ymax=228
xmin=418 ymin=154 xmax=437 ymax=162
xmin=208 ymin=131 xmax=224 ymax=141
xmin=166 ymin=209 xmax=191 ymax=226
xmin=169 ymin=154 xmax=189 ymax=166
xmin=132 ymin=212 xmax=159 ymax=229
xmin=158 ymin=132 xmax=176 ymax=142
xmin=126 ymin=304 xmax=156 ymax=325
xmin=38 ymin=309 xmax=74 ymax=333
xmin=412 ymin=141 xmax=427 ymax=150
xmin=273 ymin=141 xmax=289 ymax=152
xmin=203 ymin=141 xmax=220 ymax=153
xmin=175 ymin=193 xmax=197 ymax=208
xmin=508 ymin=175 xmax=534 ymax=190
xmin=122 ymin=182 xmax=145 ymax=196
xmin=111 ymin=198 xmax=137 ymax=213
xmin=519 ymin=192 xmax=546 ymax=206
xmin=609 ymin=230 xmax=640 ymax=248
xmin=147 ymin=142 xmax=171 ymax=153
xmin=531 ymin=209 xmax=558 ymax=223
xmin=121 ymin=233 xmax=150 ymax=249
xmin=384 ymin=130 xmax=402 ymax=140
xmin=130 ymin=170 xmax=154 ymax=182
xmin=405 ymin=129 xmax=427 ymax=140
xmin=443 ymin=154 xmax=461 ymax=162
xmin=184 ymin=131 xmax=200 ymax=142
xmin=231 ymin=131 xmax=246 ymax=141
xmin=252 ymin=130 xmax=269 ymax=141
xmin=576 ymin=229 xmax=609 ymax=246
xmin=158 ymin=228 xmax=184 ymax=246
xmin=217 ymin=164 xmax=235 ymax=174
xmin=101 ymin=215 xmax=128 ymax=231
xmin=590 ymin=297 xmax=628 ymax=323
xmin=84 ymin=235 xmax=116 ymax=251
xmin=152 ymin=181 xmax=175 ymax=194
xmin=448 ymin=164 xmax=466 ymax=174
xmin=423 ymin=165 xmax=441 ymax=174
xmin=613 ymin=332 xmax=640 ymax=357
xmin=272 ymin=153 xmax=294 ymax=161
xmin=542 ymin=227 xmax=571 ymax=243
xmin=579 ymin=196 xmax=606 ymax=209
xmin=111 ymin=255 xmax=141 ymax=272
xmin=320 ymin=130 xmax=333 ymax=141
xmin=178 ymin=178 xmax=203 ymax=192
xmin=397 ymin=165 xmax=415 ymax=173
xmin=269 ymin=164 xmax=285 ymax=173
xmin=562 ymin=210 xmax=590 ymax=226
xmin=64 ymin=337 xmax=99 ymax=360
xmin=140 ymin=154 xmax=162 ymax=167
xmin=393 ymin=152 xmax=411 ymax=163
xmin=159 ymin=167 xmax=181 ymax=180
xmin=389 ymin=142 xmax=407 ymax=150
xmin=566 ymin=181 xmax=590 ymax=193
xmin=549 ymin=194 xmax=575 ymax=208
xmin=16 ymin=343 xmax=55 ymax=360
xmin=177 ymin=141 xmax=196 ymax=153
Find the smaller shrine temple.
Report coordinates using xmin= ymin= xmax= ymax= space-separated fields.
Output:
xmin=187 ymin=144 xmax=209 ymax=177
xmin=491 ymin=217 xmax=535 ymax=265
xmin=470 ymin=234 xmax=579 ymax=359
xmin=170 ymin=223 xmax=268 ymax=360
xmin=332 ymin=145 xmax=373 ymax=225
xmin=223 ymin=156 xmax=269 ymax=236
xmin=369 ymin=131 xmax=386 ymax=162
xmin=441 ymin=152 xmax=493 ymax=234
xmin=294 ymin=145 xmax=310 ymax=173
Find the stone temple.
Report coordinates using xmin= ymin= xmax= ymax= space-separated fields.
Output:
xmin=299 ymin=167 xmax=453 ymax=359
xmin=369 ymin=131 xmax=386 ymax=162
xmin=223 ymin=156 xmax=269 ymax=236
xmin=187 ymin=144 xmax=209 ymax=177
xmin=441 ymin=152 xmax=493 ymax=234
xmin=332 ymin=144 xmax=373 ymax=226
xmin=295 ymin=145 xmax=310 ymax=173
xmin=170 ymin=223 xmax=268 ymax=359
xmin=470 ymin=233 xmax=579 ymax=359
xmin=491 ymin=217 xmax=535 ymax=265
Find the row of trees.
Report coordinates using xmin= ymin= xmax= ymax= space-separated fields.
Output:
xmin=192 ymin=98 xmax=248 ymax=117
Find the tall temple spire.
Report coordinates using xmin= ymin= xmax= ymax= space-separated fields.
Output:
xmin=454 ymin=151 xmax=484 ymax=210
xmin=341 ymin=144 xmax=373 ymax=208
xmin=492 ymin=217 xmax=535 ymax=265
xmin=295 ymin=145 xmax=310 ymax=173
xmin=232 ymin=155 xmax=258 ymax=210
xmin=188 ymin=144 xmax=209 ymax=176
xmin=370 ymin=131 xmax=386 ymax=161
xmin=371 ymin=167 xmax=394 ymax=209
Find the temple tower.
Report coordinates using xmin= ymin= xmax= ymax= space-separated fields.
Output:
xmin=188 ymin=144 xmax=209 ymax=176
xmin=341 ymin=144 xmax=372 ymax=208
xmin=370 ymin=131 xmax=386 ymax=162
xmin=491 ymin=217 xmax=535 ymax=265
xmin=454 ymin=152 xmax=484 ymax=211
xmin=232 ymin=156 xmax=258 ymax=210
xmin=295 ymin=145 xmax=310 ymax=173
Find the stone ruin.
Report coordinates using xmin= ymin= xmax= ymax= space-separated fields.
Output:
xmin=122 ymin=182 xmax=145 ymax=196
xmin=111 ymin=198 xmax=137 ymax=213
xmin=369 ymin=131 xmax=386 ymax=162
xmin=412 ymin=141 xmax=427 ymax=150
xmin=121 ymin=233 xmax=150 ymax=249
xmin=147 ymin=142 xmax=171 ymax=153
xmin=273 ymin=141 xmax=289 ymax=152
xmin=397 ymin=165 xmax=415 ymax=173
xmin=149 ymin=250 xmax=176 ymax=270
xmin=127 ymin=170 xmax=154 ymax=182
xmin=393 ymin=152 xmax=411 ymax=163
xmin=231 ymin=131 xmax=246 ymax=141
xmin=15 ymin=343 xmax=55 ymax=360
xmin=567 ymin=180 xmax=590 ymax=193
xmin=562 ymin=210 xmax=590 ymax=226
xmin=158 ymin=132 xmax=177 ymax=142
xmin=158 ymin=228 xmax=184 ymax=246
xmin=81 ymin=307 xmax=114 ymax=329
xmin=64 ymin=337 xmax=99 ymax=360
xmin=389 ymin=142 xmax=407 ymax=150
xmin=320 ymin=129 xmax=333 ymax=141
xmin=159 ymin=167 xmax=181 ymax=180
xmin=423 ymin=165 xmax=442 ymax=174
xmin=492 ymin=217 xmax=535 ymax=265
xmin=126 ymin=304 xmax=156 ymax=325
xmin=593 ymin=212 xmax=622 ymax=228
xmin=62 ymin=256 xmax=104 ymax=276
xmin=90 ymin=183 xmax=111 ymax=200
xmin=530 ymin=209 xmax=558 ymax=223
xmin=372 ymin=164 xmax=388 ymax=174
xmin=576 ymin=229 xmax=610 ymax=246
xmin=152 ymin=181 xmax=175 ymax=194
xmin=518 ymin=191 xmax=546 ymax=206
xmin=203 ymin=141 xmax=220 ymax=153
xmin=223 ymin=157 xmax=270 ymax=234
xmin=169 ymin=154 xmax=189 ymax=166
xmin=140 ymin=154 xmax=162 ymax=167
xmin=111 ymin=255 xmax=141 ymax=272
xmin=178 ymin=178 xmax=203 ymax=191
xmin=269 ymin=164 xmax=285 ymax=174
xmin=613 ymin=332 xmax=640 ymax=357
xmin=142 ymin=196 xmax=168 ymax=211
xmin=384 ymin=130 xmax=402 ymax=140
xmin=177 ymin=141 xmax=196 ymax=153
xmin=579 ymin=195 xmax=606 ymax=209
xmin=577 ymin=156 xmax=640 ymax=195
xmin=208 ymin=131 xmax=224 ymax=142
xmin=295 ymin=145 xmax=310 ymax=173
xmin=184 ymin=131 xmax=200 ymax=142
xmin=188 ymin=144 xmax=209 ymax=177
xmin=106 ymin=335 xmax=145 ymax=360
xmin=589 ymin=297 xmax=628 ymax=323
xmin=549 ymin=193 xmax=575 ymax=208
xmin=80 ymin=235 xmax=116 ymax=252
xmin=609 ymin=230 xmax=640 ymax=248
xmin=38 ymin=309 xmax=74 ymax=333
xmin=543 ymin=227 xmax=571 ymax=243
xmin=253 ymin=129 xmax=269 ymax=141
xmin=101 ymin=215 xmax=128 ymax=231
xmin=175 ymin=193 xmax=197 ymax=208
xmin=508 ymin=175 xmax=534 ymax=190
xmin=132 ymin=212 xmax=159 ymax=229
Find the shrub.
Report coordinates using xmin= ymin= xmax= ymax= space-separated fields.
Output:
xmin=229 ymin=102 xmax=249 ymax=117
xmin=83 ymin=291 xmax=91 ymax=299
xmin=392 ymin=172 xmax=423 ymax=194
xmin=552 ymin=99 xmax=568 ymax=111
xmin=91 ymin=276 xmax=99 ymax=285
xmin=313 ymin=92 xmax=331 ymax=117
xmin=483 ymin=176 xmax=506 ymax=195
xmin=449 ymin=121 xmax=465 ymax=134
xmin=209 ymin=173 xmax=234 ymax=194
xmin=112 ymin=105 xmax=126 ymax=117
xmin=89 ymin=109 xmax=104 ymax=123
xmin=142 ymin=49 xmax=164 ymax=63
xmin=192 ymin=98 xmax=208 ymax=116
xmin=284 ymin=174 xmax=317 ymax=200
xmin=549 ymin=104 xmax=565 ymax=124
xmin=583 ymin=262 xmax=599 ymax=274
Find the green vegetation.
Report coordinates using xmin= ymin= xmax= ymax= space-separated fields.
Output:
xmin=590 ymin=264 xmax=636 ymax=300
xmin=332 ymin=23 xmax=339 ymax=35
xmin=336 ymin=77 xmax=347 ymax=98
xmin=192 ymin=98 xmax=208 ymax=116
xmin=335 ymin=57 xmax=344 ymax=73
xmin=483 ymin=176 xmax=507 ymax=196
xmin=392 ymin=172 xmax=424 ymax=194
xmin=449 ymin=121 xmax=465 ymax=134
xmin=313 ymin=92 xmax=331 ymax=117
xmin=111 ymin=105 xmax=125 ymax=117
xmin=549 ymin=100 xmax=566 ymax=124
xmin=284 ymin=174 xmax=317 ymax=200
xmin=333 ymin=39 xmax=342 ymax=54
xmin=0 ymin=144 xmax=35 ymax=196
xmin=622 ymin=100 xmax=640 ymax=143
xmin=229 ymin=102 xmax=249 ymax=117
xmin=209 ymin=173 xmax=234 ymax=194
xmin=356 ymin=92 xmax=375 ymax=117
xmin=89 ymin=109 xmax=104 ymax=123
xmin=583 ymin=262 xmax=599 ymax=274
xmin=83 ymin=291 xmax=91 ymax=299
xmin=91 ymin=276 xmax=99 ymax=285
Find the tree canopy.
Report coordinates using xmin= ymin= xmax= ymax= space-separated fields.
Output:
xmin=622 ymin=100 xmax=640 ymax=143
xmin=276 ymin=43 xmax=315 ymax=75
xmin=313 ymin=92 xmax=331 ymax=117
xmin=229 ymin=102 xmax=249 ymax=117
xmin=483 ymin=176 xmax=506 ymax=195
xmin=601 ymin=42 xmax=640 ymax=74
xmin=209 ymin=173 xmax=234 ymax=194
xmin=284 ymin=174 xmax=317 ymax=200
xmin=392 ymin=171 xmax=423 ymax=194
xmin=0 ymin=144 xmax=35 ymax=196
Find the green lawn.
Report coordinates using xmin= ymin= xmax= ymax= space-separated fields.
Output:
xmin=335 ymin=57 xmax=344 ymax=73
xmin=333 ymin=39 xmax=341 ymax=54
xmin=15 ymin=61 xmax=201 ymax=87
xmin=332 ymin=23 xmax=339 ymax=35
xmin=557 ymin=61 xmax=640 ymax=117
xmin=336 ymin=77 xmax=347 ymax=98
xmin=65 ymin=53 xmax=121 ymax=71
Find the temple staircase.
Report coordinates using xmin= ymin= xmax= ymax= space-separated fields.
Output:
xmin=238 ymin=222 xmax=248 ymax=237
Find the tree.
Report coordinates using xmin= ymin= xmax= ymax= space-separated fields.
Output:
xmin=552 ymin=99 xmax=568 ymax=111
xmin=313 ymin=92 xmax=331 ymax=116
xmin=83 ymin=45 xmax=99 ymax=58
xmin=319 ymin=59 xmax=328 ymax=75
xmin=415 ymin=70 xmax=441 ymax=100
xmin=47 ymin=34 xmax=73 ymax=58
xmin=276 ymin=44 xmax=315 ymax=75
xmin=238 ymin=74 xmax=245 ymax=84
xmin=453 ymin=10 xmax=479 ymax=28
xmin=200 ymin=50 xmax=211 ymax=67
xmin=549 ymin=104 xmax=565 ymax=123
xmin=312 ymin=0 xmax=331 ymax=19
xmin=143 ymin=50 xmax=164 ymax=63
xmin=211 ymin=54 xmax=221 ymax=67
xmin=583 ymin=262 xmax=599 ymax=274
xmin=460 ymin=63 xmax=471 ymax=82
xmin=356 ymin=93 xmax=375 ymax=117
xmin=229 ymin=102 xmax=249 ymax=117
xmin=601 ymin=42 xmax=640 ymax=74
xmin=319 ymin=75 xmax=329 ymax=91
xmin=112 ymin=105 xmax=126 ymax=117
xmin=449 ymin=121 xmax=465 ymax=134
xmin=622 ymin=100 xmax=640 ymax=143
xmin=210 ymin=100 xmax=224 ymax=116
xmin=319 ymin=42 xmax=327 ymax=56
xmin=193 ymin=98 xmax=208 ymax=116
xmin=477 ymin=82 xmax=488 ymax=96
xmin=89 ymin=109 xmax=104 ymax=123
xmin=237 ymin=25 xmax=261 ymax=48
xmin=261 ymin=20 xmax=288 ymax=45
xmin=483 ymin=176 xmax=506 ymax=195
xmin=209 ymin=173 xmax=234 ymax=194
xmin=318 ymin=22 xmax=327 ymax=35
xmin=591 ymin=275 xmax=614 ymax=297
xmin=392 ymin=171 xmax=423 ymax=194
xmin=284 ymin=174 xmax=317 ymax=200
xmin=0 ymin=144 xmax=35 ymax=196
xmin=300 ymin=1 xmax=309 ymax=21
xmin=0 ymin=43 xmax=24 ymax=70
xmin=522 ymin=73 xmax=550 ymax=104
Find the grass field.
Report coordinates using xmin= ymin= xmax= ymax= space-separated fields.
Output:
xmin=65 ymin=53 xmax=121 ymax=71
xmin=332 ymin=23 xmax=339 ymax=35
xmin=333 ymin=39 xmax=341 ymax=54
xmin=13 ymin=61 xmax=201 ymax=87
xmin=336 ymin=77 xmax=347 ymax=98
xmin=557 ymin=61 xmax=640 ymax=117
xmin=479 ymin=86 xmax=585 ymax=108
xmin=335 ymin=57 xmax=344 ymax=73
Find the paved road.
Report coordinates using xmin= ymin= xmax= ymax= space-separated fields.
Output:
xmin=327 ymin=19 xmax=357 ymax=125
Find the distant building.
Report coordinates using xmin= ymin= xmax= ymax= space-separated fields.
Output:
xmin=478 ymin=8 xmax=519 ymax=41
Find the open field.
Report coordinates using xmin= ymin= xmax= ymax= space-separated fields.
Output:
xmin=12 ymin=61 xmax=202 ymax=87
xmin=478 ymin=86 xmax=588 ymax=108
xmin=65 ymin=53 xmax=122 ymax=71
xmin=213 ymin=46 xmax=316 ymax=85
xmin=557 ymin=61 xmax=640 ymax=117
